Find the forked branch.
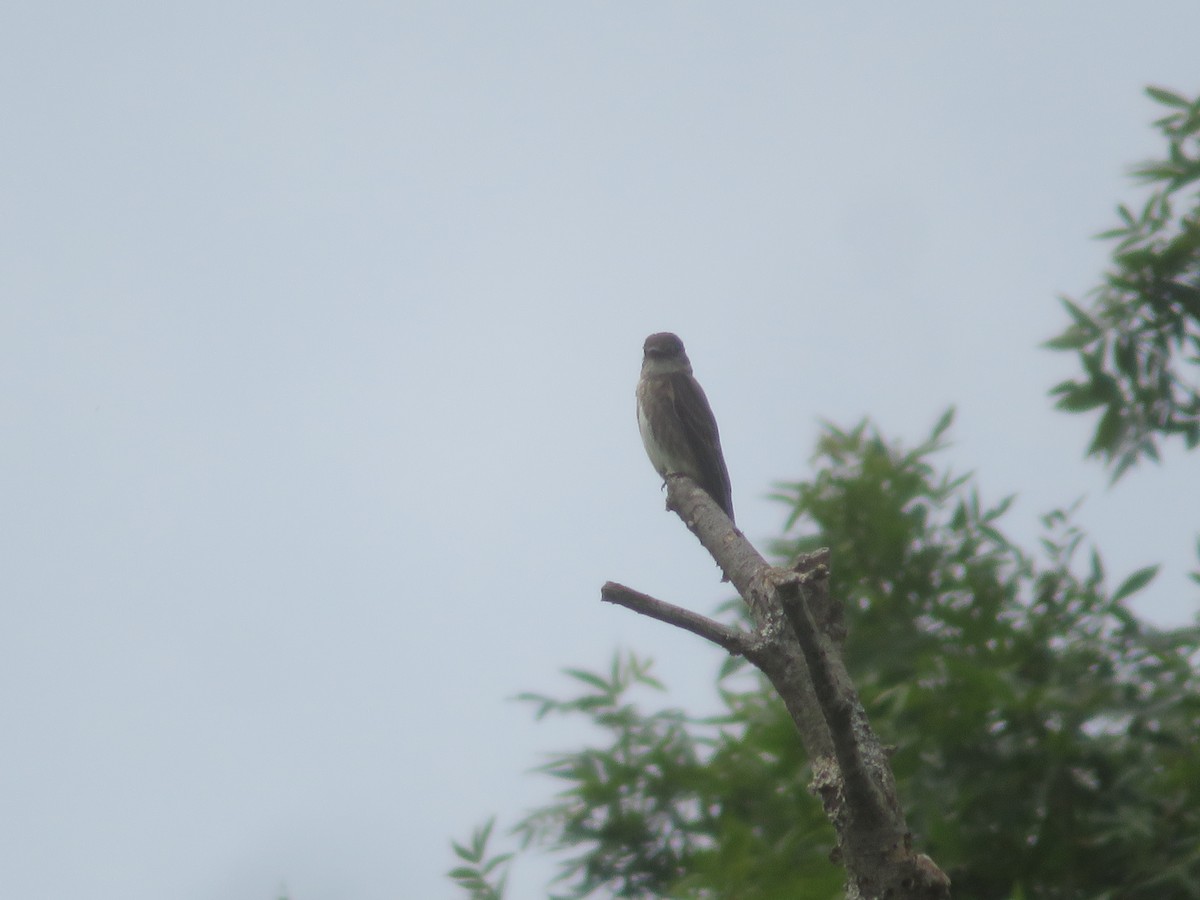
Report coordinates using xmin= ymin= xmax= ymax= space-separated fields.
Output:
xmin=604 ymin=474 xmax=950 ymax=900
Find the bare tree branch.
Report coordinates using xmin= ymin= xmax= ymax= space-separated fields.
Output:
xmin=776 ymin=567 xmax=894 ymax=833
xmin=604 ymin=474 xmax=951 ymax=900
xmin=600 ymin=581 xmax=753 ymax=655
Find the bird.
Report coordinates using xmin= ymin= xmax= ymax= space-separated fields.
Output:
xmin=636 ymin=332 xmax=735 ymax=522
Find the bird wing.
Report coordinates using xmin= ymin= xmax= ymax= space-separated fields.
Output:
xmin=669 ymin=372 xmax=735 ymax=522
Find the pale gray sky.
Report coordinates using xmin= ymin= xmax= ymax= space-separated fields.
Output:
xmin=3 ymin=4 xmax=1199 ymax=899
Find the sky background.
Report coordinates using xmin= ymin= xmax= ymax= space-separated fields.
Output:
xmin=3 ymin=3 xmax=1200 ymax=899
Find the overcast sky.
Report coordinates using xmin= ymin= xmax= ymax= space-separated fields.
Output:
xmin=3 ymin=3 xmax=1199 ymax=899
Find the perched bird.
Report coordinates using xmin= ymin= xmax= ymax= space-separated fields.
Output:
xmin=636 ymin=332 xmax=735 ymax=522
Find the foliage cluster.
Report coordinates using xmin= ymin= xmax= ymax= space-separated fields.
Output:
xmin=1049 ymin=87 xmax=1200 ymax=477
xmin=453 ymin=412 xmax=1200 ymax=899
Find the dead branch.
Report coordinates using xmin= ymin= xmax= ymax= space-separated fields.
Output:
xmin=604 ymin=473 xmax=950 ymax=900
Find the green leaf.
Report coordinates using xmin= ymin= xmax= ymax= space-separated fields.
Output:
xmin=1045 ymin=330 xmax=1099 ymax=351
xmin=1088 ymin=404 xmax=1126 ymax=455
xmin=1057 ymin=297 xmax=1101 ymax=336
xmin=1113 ymin=336 xmax=1140 ymax=380
xmin=1054 ymin=381 xmax=1111 ymax=413
xmin=1111 ymin=564 xmax=1161 ymax=603
xmin=982 ymin=493 xmax=1016 ymax=523
xmin=930 ymin=406 xmax=956 ymax=440
xmin=563 ymin=668 xmax=613 ymax=693
xmin=1146 ymin=85 xmax=1191 ymax=109
xmin=482 ymin=853 xmax=515 ymax=872
xmin=1111 ymin=452 xmax=1137 ymax=482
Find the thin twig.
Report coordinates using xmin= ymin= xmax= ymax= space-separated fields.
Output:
xmin=600 ymin=582 xmax=753 ymax=655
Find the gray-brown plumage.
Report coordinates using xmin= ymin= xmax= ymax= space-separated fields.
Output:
xmin=636 ymin=332 xmax=734 ymax=522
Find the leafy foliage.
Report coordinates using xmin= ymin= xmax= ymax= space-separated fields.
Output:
xmin=510 ymin=654 xmax=843 ymax=899
xmin=453 ymin=412 xmax=1200 ymax=898
xmin=448 ymin=818 xmax=512 ymax=900
xmin=774 ymin=412 xmax=1200 ymax=898
xmin=1048 ymin=86 xmax=1200 ymax=477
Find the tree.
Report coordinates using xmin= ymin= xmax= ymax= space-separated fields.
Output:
xmin=452 ymin=412 xmax=1200 ymax=898
xmin=451 ymin=88 xmax=1200 ymax=898
xmin=1048 ymin=86 xmax=1200 ymax=478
